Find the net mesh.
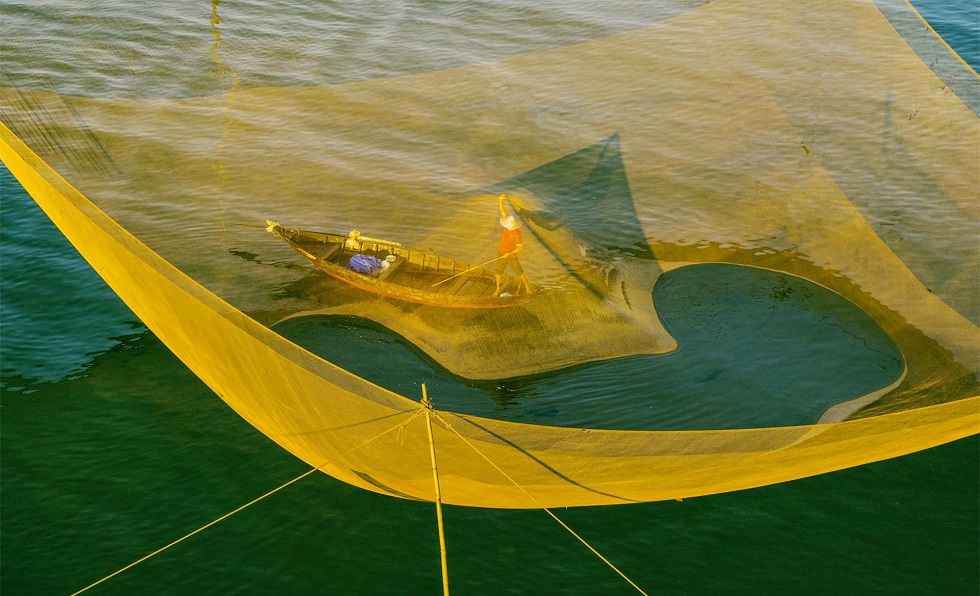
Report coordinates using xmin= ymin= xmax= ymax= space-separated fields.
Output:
xmin=1 ymin=0 xmax=977 ymax=508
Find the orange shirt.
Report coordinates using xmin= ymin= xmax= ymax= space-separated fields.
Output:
xmin=498 ymin=228 xmax=522 ymax=255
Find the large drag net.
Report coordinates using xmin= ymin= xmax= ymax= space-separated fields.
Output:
xmin=1 ymin=0 xmax=977 ymax=508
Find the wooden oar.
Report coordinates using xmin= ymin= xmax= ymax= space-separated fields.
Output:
xmin=430 ymin=255 xmax=506 ymax=288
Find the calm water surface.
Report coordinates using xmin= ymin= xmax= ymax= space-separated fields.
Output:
xmin=274 ymin=262 xmax=904 ymax=431
xmin=1 ymin=1 xmax=977 ymax=594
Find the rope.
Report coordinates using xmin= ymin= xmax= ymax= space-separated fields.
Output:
xmin=430 ymin=256 xmax=505 ymax=288
xmin=433 ymin=411 xmax=650 ymax=596
xmin=71 ymin=409 xmax=424 ymax=595
xmin=421 ymin=385 xmax=451 ymax=595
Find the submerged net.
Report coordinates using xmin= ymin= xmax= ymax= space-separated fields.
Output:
xmin=1 ymin=0 xmax=977 ymax=508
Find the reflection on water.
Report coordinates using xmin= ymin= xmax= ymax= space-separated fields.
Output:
xmin=276 ymin=263 xmax=904 ymax=430
xmin=1 ymin=0 xmax=715 ymax=99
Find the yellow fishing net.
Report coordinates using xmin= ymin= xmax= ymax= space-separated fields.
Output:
xmin=1 ymin=0 xmax=977 ymax=508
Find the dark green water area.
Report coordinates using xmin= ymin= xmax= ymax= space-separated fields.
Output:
xmin=275 ymin=263 xmax=904 ymax=430
xmin=1 ymin=331 xmax=975 ymax=595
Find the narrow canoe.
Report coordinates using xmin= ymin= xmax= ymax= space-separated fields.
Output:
xmin=267 ymin=221 xmax=532 ymax=308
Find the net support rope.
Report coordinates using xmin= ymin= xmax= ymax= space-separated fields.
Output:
xmin=434 ymin=410 xmax=650 ymax=596
xmin=70 ymin=408 xmax=425 ymax=596
xmin=68 ymin=399 xmax=650 ymax=595
xmin=422 ymin=385 xmax=452 ymax=596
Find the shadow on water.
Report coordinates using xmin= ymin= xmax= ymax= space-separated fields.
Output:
xmin=274 ymin=262 xmax=904 ymax=430
xmin=483 ymin=133 xmax=653 ymax=259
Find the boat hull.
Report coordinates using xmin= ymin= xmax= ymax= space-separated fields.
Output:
xmin=268 ymin=222 xmax=532 ymax=309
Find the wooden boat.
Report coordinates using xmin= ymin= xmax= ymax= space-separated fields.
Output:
xmin=266 ymin=221 xmax=533 ymax=308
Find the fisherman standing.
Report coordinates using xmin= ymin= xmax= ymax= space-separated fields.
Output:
xmin=495 ymin=194 xmax=532 ymax=296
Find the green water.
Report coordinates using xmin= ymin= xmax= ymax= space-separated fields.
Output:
xmin=2 ymin=322 xmax=977 ymax=595
xmin=275 ymin=263 xmax=904 ymax=431
xmin=2 ymin=0 xmax=978 ymax=593
xmin=2 ymin=162 xmax=977 ymax=594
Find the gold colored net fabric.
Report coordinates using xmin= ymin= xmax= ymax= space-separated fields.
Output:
xmin=1 ymin=0 xmax=977 ymax=508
